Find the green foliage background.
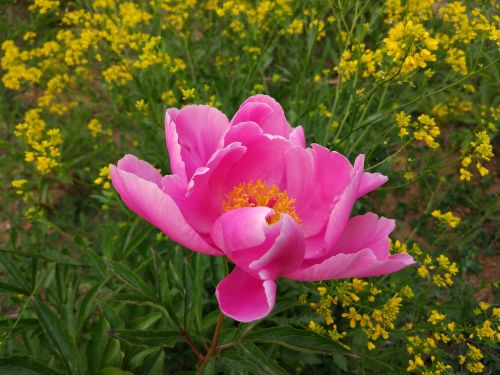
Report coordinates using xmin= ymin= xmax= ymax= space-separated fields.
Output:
xmin=0 ymin=0 xmax=499 ymax=374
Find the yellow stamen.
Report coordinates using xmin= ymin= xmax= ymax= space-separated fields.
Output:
xmin=223 ymin=180 xmax=300 ymax=224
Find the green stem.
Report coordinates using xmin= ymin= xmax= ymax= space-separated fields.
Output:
xmin=195 ymin=312 xmax=225 ymax=375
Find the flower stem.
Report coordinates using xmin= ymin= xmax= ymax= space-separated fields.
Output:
xmin=180 ymin=328 xmax=204 ymax=360
xmin=195 ymin=312 xmax=225 ymax=375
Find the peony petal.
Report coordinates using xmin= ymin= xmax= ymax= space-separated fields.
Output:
xmin=163 ymin=142 xmax=247 ymax=234
xmin=289 ymin=125 xmax=306 ymax=148
xmin=165 ymin=109 xmax=187 ymax=183
xmin=233 ymin=95 xmax=291 ymax=138
xmin=216 ymin=267 xmax=276 ymax=322
xmin=211 ymin=207 xmax=273 ymax=253
xmin=285 ymin=145 xmax=354 ymax=241
xmin=223 ymin=135 xmax=292 ymax=189
xmin=358 ymin=172 xmax=388 ymax=198
xmin=165 ymin=105 xmax=229 ymax=181
xmin=224 ymin=121 xmax=264 ymax=146
xmin=249 ymin=214 xmax=305 ymax=280
xmin=110 ymin=162 xmax=221 ymax=256
xmin=117 ymin=154 xmax=163 ymax=188
xmin=230 ymin=101 xmax=274 ymax=128
xmin=320 ymin=154 xmax=364 ymax=257
xmin=211 ymin=208 xmax=305 ymax=280
xmin=286 ymin=249 xmax=415 ymax=281
xmin=330 ymin=213 xmax=395 ymax=260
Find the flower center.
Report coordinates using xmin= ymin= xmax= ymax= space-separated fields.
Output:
xmin=223 ymin=180 xmax=300 ymax=224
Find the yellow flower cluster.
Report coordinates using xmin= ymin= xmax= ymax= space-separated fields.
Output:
xmin=14 ymin=109 xmax=63 ymax=175
xmin=94 ymin=165 xmax=111 ymax=190
xmin=392 ymin=242 xmax=459 ymax=288
xmin=396 ymin=112 xmax=440 ymax=149
xmin=383 ymin=20 xmax=438 ymax=74
xmin=431 ymin=210 xmax=461 ymax=228
xmin=383 ymin=0 xmax=435 ymax=24
xmin=336 ymin=44 xmax=382 ymax=82
xmin=87 ymin=119 xmax=103 ymax=138
xmin=1 ymin=41 xmax=43 ymax=90
xmin=432 ymin=97 xmax=473 ymax=118
xmin=28 ymin=0 xmax=60 ymax=15
xmin=11 ymin=179 xmax=28 ymax=196
xmin=37 ymin=74 xmax=76 ymax=115
xmin=308 ymin=279 xmax=413 ymax=351
xmin=460 ymin=131 xmax=494 ymax=181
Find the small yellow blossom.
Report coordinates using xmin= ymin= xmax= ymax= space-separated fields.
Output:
xmin=428 ymin=310 xmax=446 ymax=325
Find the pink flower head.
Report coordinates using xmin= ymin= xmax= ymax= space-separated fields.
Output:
xmin=111 ymin=95 xmax=414 ymax=322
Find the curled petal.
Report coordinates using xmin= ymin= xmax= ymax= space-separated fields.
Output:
xmin=289 ymin=125 xmax=306 ymax=148
xmin=321 ymin=154 xmax=364 ymax=257
xmin=358 ymin=172 xmax=388 ymax=198
xmin=165 ymin=105 xmax=229 ymax=181
xmin=286 ymin=250 xmax=414 ymax=281
xmin=232 ymin=94 xmax=291 ymax=138
xmin=330 ymin=213 xmax=395 ymax=260
xmin=216 ymin=267 xmax=276 ymax=322
xmin=117 ymin=154 xmax=163 ymax=187
xmin=110 ymin=159 xmax=221 ymax=256
xmin=211 ymin=208 xmax=305 ymax=280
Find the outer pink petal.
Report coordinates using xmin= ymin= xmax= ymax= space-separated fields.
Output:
xmin=286 ymin=250 xmax=415 ymax=281
xmin=110 ymin=161 xmax=221 ymax=256
xmin=289 ymin=126 xmax=306 ymax=148
xmin=165 ymin=105 xmax=229 ymax=180
xmin=330 ymin=213 xmax=395 ymax=260
xmin=211 ymin=208 xmax=305 ymax=279
xmin=319 ymin=154 xmax=364 ymax=258
xmin=165 ymin=109 xmax=187 ymax=183
xmin=233 ymin=95 xmax=291 ymax=138
xmin=285 ymin=145 xmax=354 ymax=240
xmin=116 ymin=154 xmax=163 ymax=187
xmin=357 ymin=172 xmax=388 ymax=198
xmin=216 ymin=267 xmax=276 ymax=322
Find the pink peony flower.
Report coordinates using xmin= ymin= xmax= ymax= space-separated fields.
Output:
xmin=111 ymin=95 xmax=414 ymax=322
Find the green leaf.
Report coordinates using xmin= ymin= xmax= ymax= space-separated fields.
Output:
xmin=0 ymin=319 xmax=38 ymax=336
xmin=0 ymin=281 xmax=29 ymax=295
xmin=0 ymin=356 xmax=61 ymax=375
xmin=105 ymin=260 xmax=156 ymax=301
xmin=236 ymin=341 xmax=288 ymax=375
xmin=245 ymin=326 xmax=348 ymax=354
xmin=77 ymin=281 xmax=107 ymax=333
xmin=86 ymin=318 xmax=110 ymax=375
xmin=100 ymin=368 xmax=133 ymax=375
xmin=333 ymin=353 xmax=348 ymax=372
xmin=33 ymin=299 xmax=80 ymax=375
xmin=111 ymin=329 xmax=182 ymax=348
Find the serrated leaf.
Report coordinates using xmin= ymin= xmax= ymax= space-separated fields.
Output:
xmin=236 ymin=341 xmax=288 ymax=375
xmin=245 ymin=326 xmax=348 ymax=354
xmin=105 ymin=260 xmax=156 ymax=301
